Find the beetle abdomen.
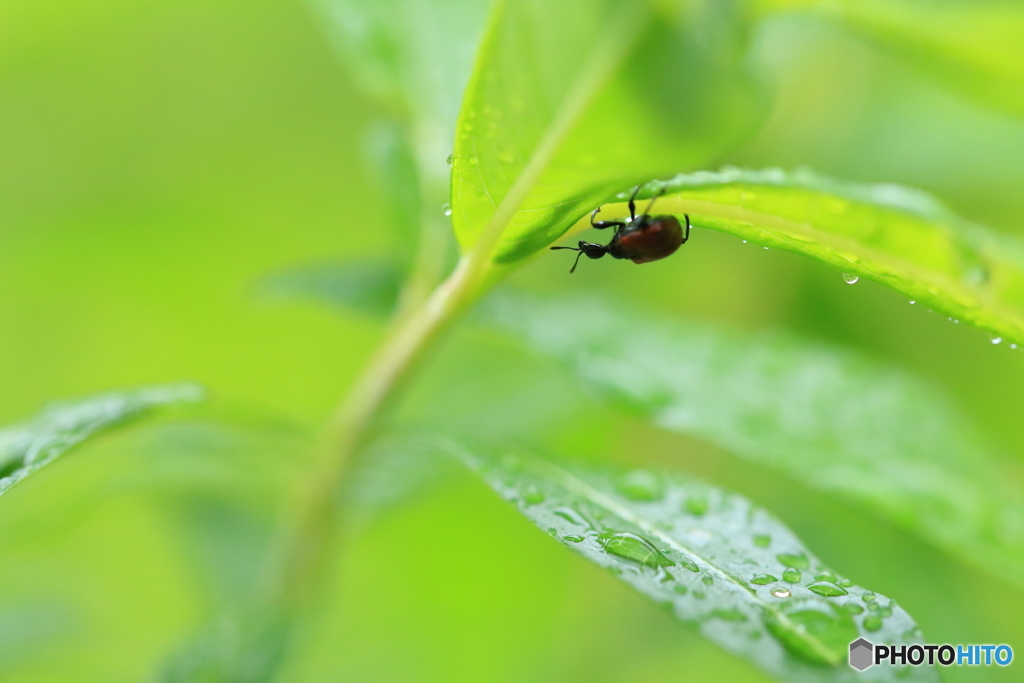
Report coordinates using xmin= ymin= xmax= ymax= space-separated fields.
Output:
xmin=613 ymin=215 xmax=683 ymax=264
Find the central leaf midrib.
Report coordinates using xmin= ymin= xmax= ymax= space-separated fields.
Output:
xmin=465 ymin=2 xmax=650 ymax=259
xmin=529 ymin=457 xmax=843 ymax=666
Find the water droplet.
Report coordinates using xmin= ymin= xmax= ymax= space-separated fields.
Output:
xmin=553 ymin=508 xmax=582 ymax=525
xmin=742 ymin=240 xmax=748 ymax=243
xmin=598 ymin=532 xmax=674 ymax=568
xmin=441 ymin=203 xmax=452 ymax=216
xmin=862 ymin=592 xmax=876 ymax=602
xmin=522 ymin=486 xmax=544 ymax=505
xmin=1012 ymin=344 xmax=1019 ymax=350
xmin=844 ymin=603 xmax=865 ymax=614
xmin=838 ymin=578 xmax=853 ymax=588
xmin=771 ymin=588 xmax=791 ymax=598
xmin=813 ymin=570 xmax=836 ymax=583
xmin=616 ymin=470 xmax=663 ymax=502
xmin=692 ymin=590 xmax=706 ymax=599
xmin=863 ymin=615 xmax=883 ymax=632
xmin=445 ymin=153 xmax=454 ymax=166
xmin=763 ymin=247 xmax=769 ymax=250
xmin=776 ymin=553 xmax=810 ymax=570
xmin=673 ymin=584 xmax=688 ymax=595
xmin=750 ymin=574 xmax=777 ymax=585
xmin=991 ymin=336 xmax=1003 ymax=345
xmin=843 ymin=273 xmax=859 ymax=284
xmin=564 ymin=535 xmax=584 ymax=543
xmin=879 ymin=606 xmax=893 ymax=617
xmin=547 ymin=527 xmax=557 ymax=537
xmin=866 ymin=601 xmax=881 ymax=612
xmin=765 ymin=602 xmax=857 ymax=666
xmin=702 ymin=576 xmax=713 ymax=585
xmin=684 ymin=496 xmax=709 ymax=516
xmin=680 ymin=560 xmax=699 ymax=573
xmin=808 ymin=582 xmax=848 ymax=597
xmin=783 ymin=568 xmax=801 ymax=583
xmin=753 ymin=534 xmax=771 ymax=548
xmin=909 ymin=300 xmax=916 ymax=305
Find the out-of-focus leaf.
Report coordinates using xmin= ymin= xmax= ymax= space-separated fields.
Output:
xmin=258 ymin=259 xmax=403 ymax=318
xmin=755 ymin=0 xmax=1024 ymax=118
xmin=363 ymin=121 xmax=424 ymax=254
xmin=419 ymin=435 xmax=934 ymax=682
xmin=479 ymin=290 xmax=1024 ymax=586
xmin=156 ymin=612 xmax=290 ymax=683
xmin=0 ymin=384 xmax=203 ymax=499
xmin=0 ymin=605 xmax=74 ymax=673
xmin=311 ymin=0 xmax=491 ymax=165
xmin=577 ymin=168 xmax=1024 ymax=344
xmin=451 ymin=0 xmax=763 ymax=263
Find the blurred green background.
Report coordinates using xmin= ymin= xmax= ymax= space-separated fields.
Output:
xmin=1 ymin=1 xmax=1023 ymax=681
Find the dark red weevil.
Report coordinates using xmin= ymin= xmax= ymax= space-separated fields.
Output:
xmin=551 ymin=185 xmax=690 ymax=273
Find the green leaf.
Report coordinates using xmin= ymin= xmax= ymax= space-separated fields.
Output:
xmin=603 ymin=167 xmax=1024 ymax=345
xmin=0 ymin=384 xmax=203 ymax=499
xmin=432 ymin=436 xmax=936 ymax=682
xmin=157 ymin=612 xmax=290 ymax=683
xmin=480 ymin=289 xmax=1024 ymax=586
xmin=451 ymin=0 xmax=763 ymax=263
xmin=258 ymin=259 xmax=403 ymax=318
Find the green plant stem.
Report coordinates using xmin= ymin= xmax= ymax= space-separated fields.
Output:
xmin=266 ymin=248 xmax=498 ymax=613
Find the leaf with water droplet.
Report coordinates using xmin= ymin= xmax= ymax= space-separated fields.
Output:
xmin=0 ymin=384 xmax=202 ymax=498
xmin=783 ymin=568 xmax=801 ymax=583
xmin=441 ymin=437 xmax=935 ymax=682
xmin=578 ymin=167 xmax=1024 ymax=346
xmin=477 ymin=289 xmax=1024 ymax=589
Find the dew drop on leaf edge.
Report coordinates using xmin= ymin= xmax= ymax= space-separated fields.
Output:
xmin=446 ymin=153 xmax=454 ymax=166
xmin=843 ymin=273 xmax=859 ymax=284
xmin=442 ymin=203 xmax=452 ymax=216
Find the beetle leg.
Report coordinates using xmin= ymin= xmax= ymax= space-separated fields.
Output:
xmin=628 ymin=185 xmax=642 ymax=221
xmin=590 ymin=208 xmax=624 ymax=230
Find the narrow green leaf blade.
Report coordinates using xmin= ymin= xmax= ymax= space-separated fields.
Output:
xmin=606 ymin=167 xmax=1024 ymax=344
xmin=441 ymin=437 xmax=935 ymax=682
xmin=452 ymin=0 xmax=762 ymax=262
xmin=0 ymin=384 xmax=203 ymax=498
xmin=481 ymin=290 xmax=1024 ymax=586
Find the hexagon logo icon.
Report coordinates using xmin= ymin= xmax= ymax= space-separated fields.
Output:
xmin=850 ymin=638 xmax=874 ymax=671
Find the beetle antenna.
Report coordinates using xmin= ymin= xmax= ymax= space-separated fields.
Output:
xmin=549 ymin=245 xmax=586 ymax=274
